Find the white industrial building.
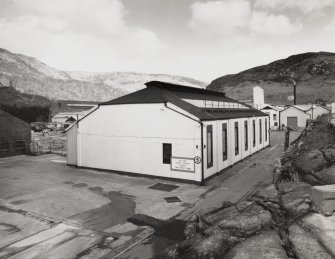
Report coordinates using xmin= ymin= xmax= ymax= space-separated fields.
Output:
xmin=52 ymin=112 xmax=86 ymax=124
xmin=67 ymin=81 xmax=269 ymax=184
xmin=260 ymin=105 xmax=281 ymax=130
xmin=280 ymin=105 xmax=331 ymax=129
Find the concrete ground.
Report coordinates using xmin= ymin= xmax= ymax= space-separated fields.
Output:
xmin=0 ymin=131 xmax=299 ymax=259
xmin=0 ymin=154 xmax=208 ymax=258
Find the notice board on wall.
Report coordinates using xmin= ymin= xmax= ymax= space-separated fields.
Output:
xmin=171 ymin=157 xmax=195 ymax=173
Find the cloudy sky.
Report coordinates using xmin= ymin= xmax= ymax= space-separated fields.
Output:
xmin=0 ymin=0 xmax=335 ymax=82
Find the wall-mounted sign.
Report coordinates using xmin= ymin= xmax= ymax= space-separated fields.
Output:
xmin=194 ymin=156 xmax=201 ymax=164
xmin=171 ymin=157 xmax=195 ymax=173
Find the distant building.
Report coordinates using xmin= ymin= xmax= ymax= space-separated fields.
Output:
xmin=51 ymin=111 xmax=87 ymax=125
xmin=306 ymin=104 xmax=331 ymax=120
xmin=67 ymin=81 xmax=269 ymax=184
xmin=0 ymin=108 xmax=31 ymax=157
xmin=260 ymin=105 xmax=280 ymax=130
xmin=253 ymin=86 xmax=264 ymax=110
xmin=279 ymin=104 xmax=330 ymax=129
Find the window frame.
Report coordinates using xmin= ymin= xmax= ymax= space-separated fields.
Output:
xmin=234 ymin=122 xmax=239 ymax=155
xmin=222 ymin=123 xmax=228 ymax=161
xmin=162 ymin=143 xmax=172 ymax=164
xmin=244 ymin=120 xmax=248 ymax=151
xmin=207 ymin=125 xmax=213 ymax=168
xmin=252 ymin=120 xmax=256 ymax=147
xmin=265 ymin=118 xmax=268 ymax=142
xmin=259 ymin=119 xmax=262 ymax=144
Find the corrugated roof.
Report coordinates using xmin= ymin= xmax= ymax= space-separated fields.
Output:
xmin=100 ymin=81 xmax=267 ymax=120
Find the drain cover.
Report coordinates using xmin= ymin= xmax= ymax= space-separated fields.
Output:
xmin=164 ymin=196 xmax=181 ymax=203
xmin=148 ymin=183 xmax=179 ymax=192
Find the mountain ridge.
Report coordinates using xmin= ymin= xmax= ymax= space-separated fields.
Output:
xmin=0 ymin=48 xmax=207 ymax=102
xmin=207 ymin=51 xmax=335 ymax=104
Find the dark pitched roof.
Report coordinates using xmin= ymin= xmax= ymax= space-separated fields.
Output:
xmin=100 ymin=81 xmax=267 ymax=120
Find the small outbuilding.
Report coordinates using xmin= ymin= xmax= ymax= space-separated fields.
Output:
xmin=280 ymin=106 xmax=311 ymax=129
xmin=260 ymin=105 xmax=280 ymax=130
xmin=280 ymin=104 xmax=331 ymax=130
xmin=51 ymin=111 xmax=86 ymax=125
xmin=306 ymin=104 xmax=331 ymax=120
xmin=0 ymin=108 xmax=31 ymax=157
xmin=67 ymin=81 xmax=269 ymax=184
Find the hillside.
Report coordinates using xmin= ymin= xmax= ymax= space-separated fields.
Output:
xmin=0 ymin=48 xmax=206 ymax=102
xmin=208 ymin=52 xmax=335 ymax=104
xmin=0 ymin=84 xmax=51 ymax=122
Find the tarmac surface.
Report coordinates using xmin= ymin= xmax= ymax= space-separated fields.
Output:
xmin=0 ymin=131 xmax=299 ymax=259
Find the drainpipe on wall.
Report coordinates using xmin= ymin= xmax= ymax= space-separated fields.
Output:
xmin=200 ymin=122 xmax=204 ymax=185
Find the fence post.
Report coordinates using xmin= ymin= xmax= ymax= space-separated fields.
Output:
xmin=284 ymin=129 xmax=290 ymax=151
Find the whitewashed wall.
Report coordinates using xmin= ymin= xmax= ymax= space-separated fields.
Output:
xmin=76 ymin=103 xmax=202 ymax=182
xmin=202 ymin=116 xmax=269 ymax=179
xmin=261 ymin=109 xmax=280 ymax=130
xmin=68 ymin=102 xmax=269 ymax=182
xmin=66 ymin=124 xmax=77 ymax=165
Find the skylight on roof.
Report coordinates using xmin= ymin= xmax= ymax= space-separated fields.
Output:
xmin=182 ymin=99 xmax=249 ymax=109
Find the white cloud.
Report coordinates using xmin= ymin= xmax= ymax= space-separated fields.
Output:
xmin=250 ymin=11 xmax=302 ymax=35
xmin=326 ymin=18 xmax=335 ymax=32
xmin=189 ymin=0 xmax=251 ymax=36
xmin=0 ymin=0 xmax=165 ymax=72
xmin=189 ymin=0 xmax=301 ymax=37
xmin=254 ymin=0 xmax=335 ymax=15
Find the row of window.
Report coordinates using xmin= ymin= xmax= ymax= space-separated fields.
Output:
xmin=209 ymin=118 xmax=268 ymax=168
xmin=162 ymin=118 xmax=268 ymax=167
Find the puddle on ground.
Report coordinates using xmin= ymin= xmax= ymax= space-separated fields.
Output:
xmin=68 ymin=191 xmax=135 ymax=232
xmin=63 ymin=181 xmax=75 ymax=185
xmin=10 ymin=199 xmax=30 ymax=205
xmin=89 ymin=186 xmax=103 ymax=192
xmin=0 ymin=223 xmax=20 ymax=237
xmin=73 ymin=183 xmax=88 ymax=188
xmin=120 ymin=219 xmax=186 ymax=259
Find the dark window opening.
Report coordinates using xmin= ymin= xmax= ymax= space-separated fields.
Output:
xmin=274 ymin=122 xmax=278 ymax=126
xmin=235 ymin=122 xmax=239 ymax=155
xmin=273 ymin=114 xmax=277 ymax=121
xmin=207 ymin=125 xmax=213 ymax=168
xmin=244 ymin=121 xmax=248 ymax=151
xmin=253 ymin=120 xmax=256 ymax=147
xmin=163 ymin=143 xmax=172 ymax=164
xmin=259 ymin=120 xmax=262 ymax=144
xmin=265 ymin=118 xmax=268 ymax=142
xmin=222 ymin=123 xmax=227 ymax=161
xmin=0 ymin=142 xmax=10 ymax=153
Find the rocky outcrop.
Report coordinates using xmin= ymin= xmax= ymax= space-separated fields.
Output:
xmin=278 ymin=182 xmax=312 ymax=220
xmin=289 ymin=224 xmax=332 ymax=259
xmin=224 ymin=230 xmax=288 ymax=259
xmin=160 ymin=117 xmax=335 ymax=259
xmin=317 ymin=166 xmax=335 ymax=185
xmin=161 ymin=201 xmax=273 ymax=259
xmin=301 ymin=213 xmax=335 ymax=257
